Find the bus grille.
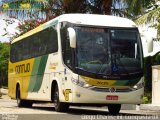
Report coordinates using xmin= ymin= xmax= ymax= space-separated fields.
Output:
xmin=90 ymin=87 xmax=133 ymax=92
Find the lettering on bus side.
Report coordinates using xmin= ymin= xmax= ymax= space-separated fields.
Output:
xmin=15 ymin=63 xmax=30 ymax=74
xmin=96 ymin=81 xmax=109 ymax=86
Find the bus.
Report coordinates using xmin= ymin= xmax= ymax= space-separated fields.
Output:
xmin=8 ymin=14 xmax=145 ymax=115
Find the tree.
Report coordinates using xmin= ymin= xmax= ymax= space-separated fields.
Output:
xmin=1 ymin=0 xmax=88 ymax=20
xmin=0 ymin=42 xmax=10 ymax=87
xmin=123 ymin=0 xmax=154 ymax=18
xmin=3 ymin=0 xmax=158 ymax=39
xmin=1 ymin=0 xmax=48 ymax=20
xmin=135 ymin=0 xmax=160 ymax=37
xmin=0 ymin=0 xmax=127 ymax=20
xmin=45 ymin=0 xmax=88 ymax=20
xmin=86 ymin=0 xmax=112 ymax=14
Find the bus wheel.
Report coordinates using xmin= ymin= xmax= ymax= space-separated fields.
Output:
xmin=108 ymin=104 xmax=121 ymax=115
xmin=16 ymin=86 xmax=32 ymax=107
xmin=53 ymin=85 xmax=69 ymax=112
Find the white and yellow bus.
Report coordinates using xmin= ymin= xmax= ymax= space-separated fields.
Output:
xmin=9 ymin=14 xmax=145 ymax=115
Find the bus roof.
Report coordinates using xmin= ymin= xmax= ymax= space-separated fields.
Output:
xmin=12 ymin=14 xmax=136 ymax=44
xmin=59 ymin=14 xmax=136 ymax=27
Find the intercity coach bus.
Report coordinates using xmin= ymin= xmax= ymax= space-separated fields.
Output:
xmin=9 ymin=14 xmax=145 ymax=115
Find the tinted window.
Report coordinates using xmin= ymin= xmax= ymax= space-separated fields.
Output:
xmin=60 ymin=24 xmax=72 ymax=69
xmin=10 ymin=26 xmax=58 ymax=63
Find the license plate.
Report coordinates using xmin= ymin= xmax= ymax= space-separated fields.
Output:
xmin=106 ymin=95 xmax=118 ymax=100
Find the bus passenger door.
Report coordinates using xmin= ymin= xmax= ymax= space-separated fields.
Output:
xmin=63 ymin=67 xmax=73 ymax=102
xmin=61 ymin=23 xmax=73 ymax=102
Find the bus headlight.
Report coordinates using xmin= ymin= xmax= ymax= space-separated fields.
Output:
xmin=132 ymin=82 xmax=144 ymax=90
xmin=72 ymin=79 xmax=92 ymax=88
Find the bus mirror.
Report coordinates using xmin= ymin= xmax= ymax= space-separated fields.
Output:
xmin=67 ymin=27 xmax=76 ymax=48
xmin=147 ymin=37 xmax=153 ymax=53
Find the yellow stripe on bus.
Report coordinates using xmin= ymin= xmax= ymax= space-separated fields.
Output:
xmin=81 ymin=76 xmax=116 ymax=87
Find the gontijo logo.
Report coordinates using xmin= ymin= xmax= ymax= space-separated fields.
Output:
xmin=15 ymin=63 xmax=30 ymax=74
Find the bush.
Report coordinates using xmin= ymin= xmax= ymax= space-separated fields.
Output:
xmin=144 ymin=56 xmax=152 ymax=93
xmin=143 ymin=92 xmax=152 ymax=104
xmin=143 ymin=53 xmax=160 ymax=103
xmin=0 ymin=42 xmax=10 ymax=88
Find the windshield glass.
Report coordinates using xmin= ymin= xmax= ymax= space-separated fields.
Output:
xmin=110 ymin=29 xmax=142 ymax=75
xmin=75 ymin=26 xmax=143 ymax=76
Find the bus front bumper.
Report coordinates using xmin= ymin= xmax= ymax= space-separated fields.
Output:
xmin=72 ymin=85 xmax=144 ymax=104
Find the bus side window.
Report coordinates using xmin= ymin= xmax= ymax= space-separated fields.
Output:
xmin=10 ymin=45 xmax=16 ymax=62
xmin=47 ymin=27 xmax=58 ymax=53
xmin=61 ymin=26 xmax=72 ymax=69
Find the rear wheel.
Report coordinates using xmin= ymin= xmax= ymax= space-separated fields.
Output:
xmin=108 ymin=104 xmax=121 ymax=115
xmin=53 ymin=84 xmax=69 ymax=112
xmin=16 ymin=86 xmax=32 ymax=107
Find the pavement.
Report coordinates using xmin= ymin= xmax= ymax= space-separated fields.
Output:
xmin=0 ymin=88 xmax=9 ymax=99
xmin=140 ymin=104 xmax=160 ymax=111
xmin=1 ymin=88 xmax=160 ymax=114
xmin=0 ymin=88 xmax=8 ymax=95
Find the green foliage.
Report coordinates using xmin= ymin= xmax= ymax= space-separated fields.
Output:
xmin=11 ymin=19 xmax=48 ymax=40
xmin=143 ymin=96 xmax=149 ymax=104
xmin=143 ymin=92 xmax=152 ymax=104
xmin=143 ymin=53 xmax=160 ymax=103
xmin=135 ymin=1 xmax=160 ymax=36
xmin=2 ymin=0 xmax=143 ymax=20
xmin=157 ymin=19 xmax=160 ymax=37
xmin=0 ymin=42 xmax=10 ymax=87
xmin=143 ymin=56 xmax=152 ymax=92
xmin=124 ymin=0 xmax=144 ymax=16
xmin=155 ymin=54 xmax=160 ymax=65
xmin=135 ymin=7 xmax=160 ymax=25
xmin=143 ymin=57 xmax=152 ymax=104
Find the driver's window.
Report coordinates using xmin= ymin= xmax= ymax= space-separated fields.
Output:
xmin=60 ymin=23 xmax=72 ymax=69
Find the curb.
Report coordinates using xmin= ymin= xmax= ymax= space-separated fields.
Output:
xmin=140 ymin=104 xmax=160 ymax=111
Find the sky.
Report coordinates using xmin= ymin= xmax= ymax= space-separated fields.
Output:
xmin=0 ymin=13 xmax=19 ymax=43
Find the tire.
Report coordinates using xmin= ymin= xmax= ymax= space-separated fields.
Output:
xmin=16 ymin=86 xmax=32 ymax=107
xmin=108 ymin=104 xmax=121 ymax=115
xmin=53 ymin=84 xmax=69 ymax=112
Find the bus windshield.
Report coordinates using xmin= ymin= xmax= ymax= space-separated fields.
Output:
xmin=75 ymin=26 xmax=143 ymax=77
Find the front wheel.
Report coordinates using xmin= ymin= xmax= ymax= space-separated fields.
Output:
xmin=108 ymin=104 xmax=121 ymax=115
xmin=53 ymin=85 xmax=69 ymax=112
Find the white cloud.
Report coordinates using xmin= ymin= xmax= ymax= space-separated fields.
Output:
xmin=0 ymin=13 xmax=20 ymax=43
xmin=0 ymin=36 xmax=10 ymax=42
